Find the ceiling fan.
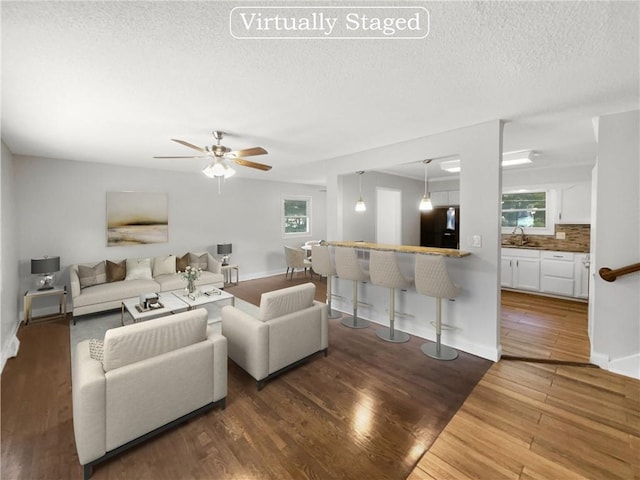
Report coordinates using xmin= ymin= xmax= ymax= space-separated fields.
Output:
xmin=154 ymin=131 xmax=271 ymax=179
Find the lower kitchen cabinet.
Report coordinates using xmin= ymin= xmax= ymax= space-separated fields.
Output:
xmin=501 ymin=249 xmax=541 ymax=291
xmin=502 ymin=248 xmax=590 ymax=299
xmin=541 ymin=251 xmax=575 ymax=296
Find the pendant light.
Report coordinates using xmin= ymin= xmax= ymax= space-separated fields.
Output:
xmin=419 ymin=159 xmax=433 ymax=211
xmin=355 ymin=171 xmax=366 ymax=212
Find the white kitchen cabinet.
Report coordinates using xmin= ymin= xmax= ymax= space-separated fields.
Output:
xmin=541 ymin=251 xmax=575 ymax=296
xmin=502 ymin=249 xmax=541 ymax=291
xmin=430 ymin=190 xmax=460 ymax=207
xmin=448 ymin=190 xmax=460 ymax=205
xmin=558 ymin=182 xmax=591 ymax=224
xmin=430 ymin=191 xmax=449 ymax=207
xmin=574 ymin=254 xmax=591 ymax=299
xmin=503 ymin=248 xmax=590 ymax=299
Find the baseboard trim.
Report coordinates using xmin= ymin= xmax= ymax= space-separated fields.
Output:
xmin=0 ymin=321 xmax=21 ymax=373
xmin=608 ymin=353 xmax=640 ymax=380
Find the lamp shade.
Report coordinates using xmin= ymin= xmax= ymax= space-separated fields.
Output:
xmin=217 ymin=243 xmax=232 ymax=255
xmin=31 ymin=256 xmax=60 ymax=274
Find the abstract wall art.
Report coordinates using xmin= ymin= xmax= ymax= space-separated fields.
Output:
xmin=106 ymin=192 xmax=168 ymax=246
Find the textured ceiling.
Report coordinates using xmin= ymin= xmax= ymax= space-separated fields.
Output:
xmin=2 ymin=1 xmax=638 ymax=184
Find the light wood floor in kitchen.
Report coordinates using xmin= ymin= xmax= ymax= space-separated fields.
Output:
xmin=409 ymin=290 xmax=640 ymax=480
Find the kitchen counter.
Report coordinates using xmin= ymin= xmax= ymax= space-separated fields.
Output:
xmin=324 ymin=241 xmax=471 ymax=258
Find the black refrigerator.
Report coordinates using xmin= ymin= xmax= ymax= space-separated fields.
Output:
xmin=420 ymin=206 xmax=460 ymax=249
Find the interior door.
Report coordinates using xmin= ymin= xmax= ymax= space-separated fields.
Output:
xmin=376 ymin=187 xmax=401 ymax=245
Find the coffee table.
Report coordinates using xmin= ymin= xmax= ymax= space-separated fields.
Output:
xmin=121 ymin=291 xmax=189 ymax=325
xmin=121 ymin=284 xmax=235 ymax=326
xmin=171 ymin=284 xmax=235 ymax=309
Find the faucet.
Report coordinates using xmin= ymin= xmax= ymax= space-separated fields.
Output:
xmin=511 ymin=226 xmax=527 ymax=246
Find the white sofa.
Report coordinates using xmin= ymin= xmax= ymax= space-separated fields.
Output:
xmin=70 ymin=252 xmax=224 ymax=317
xmin=72 ymin=308 xmax=227 ymax=479
xmin=221 ymin=283 xmax=328 ymax=390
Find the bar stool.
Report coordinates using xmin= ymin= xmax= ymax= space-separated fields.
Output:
xmin=334 ymin=247 xmax=370 ymax=329
xmin=311 ymin=244 xmax=342 ymax=319
xmin=414 ymin=254 xmax=461 ymax=360
xmin=369 ymin=250 xmax=412 ymax=343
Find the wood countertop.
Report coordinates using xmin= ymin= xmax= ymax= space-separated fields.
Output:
xmin=324 ymin=241 xmax=471 ymax=258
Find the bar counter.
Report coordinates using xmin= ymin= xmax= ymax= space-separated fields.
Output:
xmin=323 ymin=241 xmax=471 ymax=258
xmin=322 ymin=240 xmax=496 ymax=361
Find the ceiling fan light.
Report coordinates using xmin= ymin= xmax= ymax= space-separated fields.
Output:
xmin=202 ymin=163 xmax=216 ymax=178
xmin=211 ymin=162 xmax=226 ymax=177
xmin=419 ymin=194 xmax=433 ymax=211
xmin=223 ymin=165 xmax=236 ymax=178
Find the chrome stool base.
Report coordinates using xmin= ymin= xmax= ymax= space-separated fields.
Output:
xmin=420 ymin=341 xmax=458 ymax=361
xmin=341 ymin=316 xmax=370 ymax=329
xmin=376 ymin=327 xmax=410 ymax=343
xmin=328 ymin=309 xmax=342 ymax=320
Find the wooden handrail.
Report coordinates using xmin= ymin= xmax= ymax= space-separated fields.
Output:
xmin=599 ymin=262 xmax=640 ymax=282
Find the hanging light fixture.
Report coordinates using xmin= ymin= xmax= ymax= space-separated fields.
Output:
xmin=355 ymin=171 xmax=366 ymax=212
xmin=419 ymin=159 xmax=433 ymax=211
xmin=202 ymin=161 xmax=236 ymax=179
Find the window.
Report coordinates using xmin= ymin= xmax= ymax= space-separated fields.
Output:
xmin=502 ymin=191 xmax=547 ymax=229
xmin=282 ymin=196 xmax=311 ymax=237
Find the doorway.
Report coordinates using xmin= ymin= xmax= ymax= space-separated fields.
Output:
xmin=375 ymin=187 xmax=401 ymax=245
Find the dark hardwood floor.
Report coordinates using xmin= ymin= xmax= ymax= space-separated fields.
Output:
xmin=1 ymin=272 xmax=491 ymax=480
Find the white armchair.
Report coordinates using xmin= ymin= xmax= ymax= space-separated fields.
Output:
xmin=221 ymin=283 xmax=328 ymax=390
xmin=72 ymin=308 xmax=227 ymax=479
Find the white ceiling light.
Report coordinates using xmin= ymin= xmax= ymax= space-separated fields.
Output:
xmin=419 ymin=160 xmax=433 ymax=211
xmin=502 ymin=150 xmax=535 ymax=167
xmin=202 ymin=161 xmax=236 ymax=178
xmin=438 ymin=151 xmax=535 ymax=172
xmin=440 ymin=159 xmax=461 ymax=173
xmin=355 ymin=171 xmax=366 ymax=212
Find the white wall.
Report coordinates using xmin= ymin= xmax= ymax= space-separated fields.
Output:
xmin=1 ymin=142 xmax=20 ymax=371
xmin=13 ymin=155 xmax=326 ymax=315
xmin=326 ymin=121 xmax=504 ymax=361
xmin=591 ymin=110 xmax=640 ymax=378
xmin=340 ymin=171 xmax=423 ymax=245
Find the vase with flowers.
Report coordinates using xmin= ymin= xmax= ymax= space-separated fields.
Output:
xmin=180 ymin=265 xmax=202 ymax=294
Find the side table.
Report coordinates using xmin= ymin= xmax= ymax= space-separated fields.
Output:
xmin=24 ymin=285 xmax=67 ymax=325
xmin=221 ymin=264 xmax=239 ymax=286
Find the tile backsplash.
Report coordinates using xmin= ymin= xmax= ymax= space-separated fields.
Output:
xmin=502 ymin=224 xmax=590 ymax=253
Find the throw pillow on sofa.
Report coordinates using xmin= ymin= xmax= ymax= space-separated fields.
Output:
xmin=88 ymin=338 xmax=104 ymax=363
xmin=189 ymin=253 xmax=208 ymax=270
xmin=176 ymin=253 xmax=190 ymax=272
xmin=153 ymin=255 xmax=176 ymax=277
xmin=125 ymin=258 xmax=153 ymax=280
xmin=78 ymin=261 xmax=107 ymax=289
xmin=106 ymin=260 xmax=126 ymax=282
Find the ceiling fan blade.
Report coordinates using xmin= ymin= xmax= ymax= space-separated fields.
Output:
xmin=171 ymin=138 xmax=207 ymax=153
xmin=153 ymin=155 xmax=208 ymax=159
xmin=229 ymin=146 xmax=268 ymax=157
xmin=233 ymin=157 xmax=272 ymax=171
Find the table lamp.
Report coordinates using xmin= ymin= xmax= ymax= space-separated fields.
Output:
xmin=217 ymin=243 xmax=232 ymax=266
xmin=31 ymin=256 xmax=60 ymax=290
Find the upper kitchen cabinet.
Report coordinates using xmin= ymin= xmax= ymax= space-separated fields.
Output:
xmin=557 ymin=182 xmax=591 ymax=224
xmin=430 ymin=190 xmax=460 ymax=207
